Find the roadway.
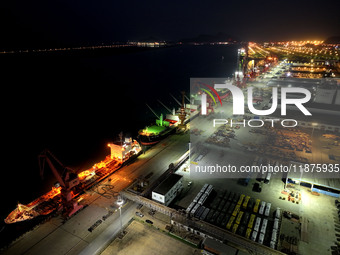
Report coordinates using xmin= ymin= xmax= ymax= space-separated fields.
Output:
xmin=189 ymin=100 xmax=267 ymax=180
xmin=78 ymin=201 xmax=136 ymax=255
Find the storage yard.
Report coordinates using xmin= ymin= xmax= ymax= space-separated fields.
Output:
xmin=174 ymin=169 xmax=339 ymax=255
xmin=186 ymin=184 xmax=282 ymax=249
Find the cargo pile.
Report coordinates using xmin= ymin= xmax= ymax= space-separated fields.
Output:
xmin=243 ymin=142 xmax=309 ymax=163
xmin=322 ymin=134 xmax=340 ymax=140
xmin=191 ymin=128 xmax=204 ymax=136
xmin=246 ymin=127 xmax=311 ymax=162
xmin=269 ymin=129 xmax=311 ymax=153
xmin=323 ymin=133 xmax=340 ymax=146
xmin=206 ymin=125 xmax=236 ymax=146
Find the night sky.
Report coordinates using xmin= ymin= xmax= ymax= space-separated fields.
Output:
xmin=1 ymin=0 xmax=339 ymax=50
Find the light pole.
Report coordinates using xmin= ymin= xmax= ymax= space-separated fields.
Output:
xmin=311 ymin=123 xmax=318 ymax=162
xmin=188 ymin=142 xmax=191 ymax=173
xmin=117 ymin=196 xmax=124 ymax=233
xmin=311 ymin=123 xmax=318 ymax=138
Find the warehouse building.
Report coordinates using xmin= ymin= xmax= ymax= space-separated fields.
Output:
xmin=152 ymin=174 xmax=183 ymax=206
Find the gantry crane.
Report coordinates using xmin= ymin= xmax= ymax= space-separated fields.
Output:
xmin=38 ymin=149 xmax=83 ymax=218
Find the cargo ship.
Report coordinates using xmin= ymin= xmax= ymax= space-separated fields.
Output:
xmin=4 ymin=187 xmax=62 ymax=224
xmin=138 ymin=92 xmax=201 ymax=146
xmin=4 ymin=137 xmax=141 ymax=224
xmin=138 ymin=113 xmax=178 ymax=146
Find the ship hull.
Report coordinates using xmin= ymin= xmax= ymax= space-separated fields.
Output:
xmin=138 ymin=127 xmax=175 ymax=146
xmin=5 ymin=139 xmax=142 ymax=224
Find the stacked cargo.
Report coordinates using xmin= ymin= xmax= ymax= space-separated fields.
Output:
xmin=206 ymin=126 xmax=236 ymax=146
xmin=269 ymin=128 xmax=311 ymax=153
xmin=190 ymin=203 xmax=201 ymax=216
xmin=200 ymin=207 xmax=210 ymax=221
xmin=186 ymin=202 xmax=196 ymax=214
xmin=194 ymin=206 xmax=206 ymax=218
xmin=190 ymin=188 xmax=281 ymax=250
xmin=270 ymin=207 xmax=281 ymax=249
xmin=198 ymin=193 xmax=209 ymax=205
xmin=186 ymin=184 xmax=213 ymax=217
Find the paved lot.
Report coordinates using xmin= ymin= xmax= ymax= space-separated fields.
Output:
xmin=101 ymin=221 xmax=199 ymax=255
xmin=186 ymin=91 xmax=340 ymax=254
xmin=175 ymin=170 xmax=338 ymax=255
xmin=298 ymin=186 xmax=337 ymax=255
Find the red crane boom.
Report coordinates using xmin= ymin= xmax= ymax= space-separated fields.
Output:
xmin=38 ymin=149 xmax=83 ymax=217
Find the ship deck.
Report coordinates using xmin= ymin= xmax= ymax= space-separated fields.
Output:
xmin=143 ymin=125 xmax=167 ymax=134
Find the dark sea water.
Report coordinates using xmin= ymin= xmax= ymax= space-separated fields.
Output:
xmin=0 ymin=44 xmax=238 ymax=243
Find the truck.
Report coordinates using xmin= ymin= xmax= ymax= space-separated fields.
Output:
xmin=273 ymin=218 xmax=279 ymax=230
xmin=254 ymin=217 xmax=261 ymax=232
xmin=253 ymin=199 xmax=261 ymax=213
xmin=236 ymin=211 xmax=244 ymax=225
xmin=226 ymin=216 xmax=235 ymax=230
xmin=195 ymin=206 xmax=205 ymax=218
xmin=193 ymin=192 xmax=203 ymax=203
xmin=251 ymin=230 xmax=258 ymax=242
xmin=260 ymin=218 xmax=268 ymax=234
xmin=275 ymin=207 xmax=281 ymax=219
xmin=232 ymin=205 xmax=241 ymax=217
xmin=242 ymin=196 xmax=250 ymax=209
xmin=200 ymin=207 xmax=210 ymax=221
xmin=264 ymin=172 xmax=271 ymax=184
xmin=271 ymin=228 xmax=278 ymax=243
xmin=258 ymin=233 xmax=264 ymax=244
xmin=232 ymin=223 xmax=239 ymax=234
xmin=259 ymin=201 xmax=266 ymax=215
xmin=264 ymin=202 xmax=271 ymax=217
xmin=245 ymin=228 xmax=252 ymax=239
xmin=237 ymin=194 xmax=245 ymax=206
xmin=248 ymin=214 xmax=256 ymax=229
xmin=186 ymin=202 xmax=196 ymax=214
xmin=198 ymin=193 xmax=208 ymax=205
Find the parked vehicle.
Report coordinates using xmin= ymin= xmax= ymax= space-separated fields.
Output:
xmin=136 ymin=212 xmax=144 ymax=217
xmin=245 ymin=228 xmax=252 ymax=239
xmin=273 ymin=218 xmax=279 ymax=230
xmin=251 ymin=230 xmax=258 ymax=242
xmin=254 ymin=217 xmax=261 ymax=232
xmin=258 ymin=233 xmax=264 ymax=244
xmin=232 ymin=223 xmax=239 ymax=233
xmin=270 ymin=241 xmax=276 ymax=249
xmin=232 ymin=205 xmax=241 ymax=217
xmin=260 ymin=219 xmax=268 ymax=234
xmin=271 ymin=228 xmax=277 ymax=242
xmin=226 ymin=216 xmax=235 ymax=230
xmin=253 ymin=199 xmax=261 ymax=213
xmin=253 ymin=183 xmax=262 ymax=192
xmin=275 ymin=208 xmax=281 ymax=219
xmin=242 ymin=196 xmax=250 ymax=209
xmin=264 ymin=202 xmax=271 ymax=217
xmin=236 ymin=211 xmax=244 ymax=225
xmin=264 ymin=172 xmax=271 ymax=184
xmin=259 ymin=201 xmax=266 ymax=215
xmin=248 ymin=214 xmax=256 ymax=229
xmin=247 ymin=198 xmax=255 ymax=211
xmin=237 ymin=194 xmax=245 ymax=206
